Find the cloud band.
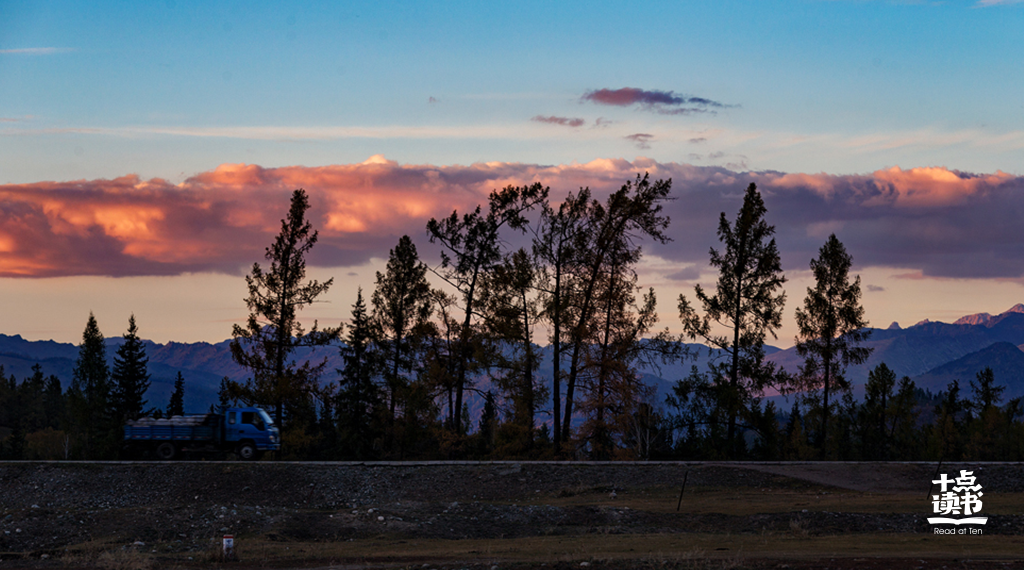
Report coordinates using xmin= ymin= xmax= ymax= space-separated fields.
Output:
xmin=2 ymin=158 xmax=1022 ymax=280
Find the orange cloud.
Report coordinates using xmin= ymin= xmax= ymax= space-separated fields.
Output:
xmin=2 ymin=158 xmax=1023 ymax=279
xmin=763 ymin=166 xmax=1014 ymax=208
xmin=868 ymin=166 xmax=1013 ymax=207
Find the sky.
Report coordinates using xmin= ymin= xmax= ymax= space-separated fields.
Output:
xmin=2 ymin=0 xmax=1024 ymax=346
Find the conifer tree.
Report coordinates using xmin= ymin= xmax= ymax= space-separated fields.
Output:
xmin=68 ymin=312 xmax=113 ymax=458
xmin=217 ymin=377 xmax=232 ymax=410
xmin=231 ymin=189 xmax=341 ymax=428
xmin=793 ymin=234 xmax=871 ymax=455
xmin=43 ymin=373 xmax=64 ymax=430
xmin=678 ymin=183 xmax=787 ymax=458
xmin=427 ymin=182 xmax=548 ymax=437
xmin=336 ymin=288 xmax=381 ymax=458
xmin=533 ymin=188 xmax=591 ymax=450
xmin=929 ymin=380 xmax=967 ymax=460
xmin=111 ymin=314 xmax=151 ymax=423
xmin=371 ymin=235 xmax=432 ymax=431
xmin=479 ymin=247 xmax=545 ymax=451
xmin=167 ymin=372 xmax=185 ymax=417
xmin=859 ymin=363 xmax=897 ymax=460
xmin=559 ymin=174 xmax=673 ymax=454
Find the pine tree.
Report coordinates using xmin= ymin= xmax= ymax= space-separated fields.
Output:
xmin=929 ymin=380 xmax=967 ymax=460
xmin=230 ymin=189 xmax=341 ymax=429
xmin=678 ymin=183 xmax=787 ymax=458
xmin=167 ymin=372 xmax=185 ymax=417
xmin=967 ymin=367 xmax=1005 ymax=460
xmin=217 ymin=377 xmax=232 ymax=410
xmin=68 ymin=313 xmax=113 ymax=458
xmin=111 ymin=315 xmax=151 ymax=423
xmin=336 ymin=289 xmax=381 ymax=459
xmin=859 ymin=363 xmax=897 ymax=460
xmin=793 ymin=234 xmax=871 ymax=456
xmin=477 ymin=391 xmax=497 ymax=455
xmin=371 ymin=235 xmax=432 ymax=433
xmin=43 ymin=373 xmax=64 ymax=430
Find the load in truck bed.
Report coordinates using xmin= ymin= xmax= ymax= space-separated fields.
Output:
xmin=124 ymin=414 xmax=219 ymax=442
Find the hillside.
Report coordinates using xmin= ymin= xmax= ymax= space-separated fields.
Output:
xmin=767 ymin=310 xmax=1024 ymax=395
xmin=913 ymin=341 xmax=1024 ymax=398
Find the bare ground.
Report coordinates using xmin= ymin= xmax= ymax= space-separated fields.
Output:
xmin=1 ymin=461 xmax=1022 ymax=569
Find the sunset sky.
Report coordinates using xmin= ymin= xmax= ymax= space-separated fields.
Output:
xmin=3 ymin=0 xmax=1024 ymax=346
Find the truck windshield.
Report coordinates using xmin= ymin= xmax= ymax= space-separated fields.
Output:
xmin=258 ymin=410 xmax=275 ymax=427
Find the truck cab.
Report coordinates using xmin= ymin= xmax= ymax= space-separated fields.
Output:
xmin=224 ymin=407 xmax=280 ymax=459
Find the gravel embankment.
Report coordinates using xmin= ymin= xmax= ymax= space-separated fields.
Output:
xmin=1 ymin=461 xmax=1022 ymax=557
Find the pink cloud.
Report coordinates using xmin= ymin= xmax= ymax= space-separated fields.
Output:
xmin=2 ymin=159 xmax=1024 ymax=280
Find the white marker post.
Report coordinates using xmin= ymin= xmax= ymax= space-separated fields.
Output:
xmin=222 ymin=535 xmax=235 ymax=560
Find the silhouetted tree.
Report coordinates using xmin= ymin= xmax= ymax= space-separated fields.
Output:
xmin=533 ymin=187 xmax=591 ymax=450
xmin=111 ymin=314 xmax=151 ymax=423
xmin=792 ymin=234 xmax=871 ymax=456
xmin=230 ymin=189 xmax=341 ymax=429
xmin=479 ymin=248 xmax=545 ymax=453
xmin=217 ymin=377 xmax=232 ymax=409
xmin=371 ymin=235 xmax=432 ymax=433
xmin=427 ymin=182 xmax=548 ymax=438
xmin=928 ymin=380 xmax=968 ymax=460
xmin=678 ymin=183 xmax=787 ymax=458
xmin=43 ymin=373 xmax=64 ymax=430
xmin=68 ymin=313 xmax=113 ymax=458
xmin=560 ymin=174 xmax=673 ymax=454
xmin=167 ymin=372 xmax=185 ymax=417
xmin=336 ymin=288 xmax=381 ymax=458
xmin=967 ymin=367 xmax=1006 ymax=460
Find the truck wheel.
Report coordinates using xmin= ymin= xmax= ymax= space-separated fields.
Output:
xmin=237 ymin=442 xmax=257 ymax=461
xmin=156 ymin=442 xmax=177 ymax=460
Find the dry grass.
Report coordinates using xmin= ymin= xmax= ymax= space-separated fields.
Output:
xmin=530 ymin=484 xmax=1024 ymax=516
xmin=59 ymin=544 xmax=154 ymax=570
xmin=166 ymin=532 xmax=1023 ymax=566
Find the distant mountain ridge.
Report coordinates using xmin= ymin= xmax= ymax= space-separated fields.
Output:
xmin=953 ymin=304 xmax=1024 ymax=327
xmin=3 ymin=303 xmax=1024 ymax=411
xmin=766 ymin=303 xmax=1024 ymax=396
xmin=914 ymin=342 xmax=1024 ymax=399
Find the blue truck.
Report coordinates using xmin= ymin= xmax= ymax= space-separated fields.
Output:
xmin=123 ymin=407 xmax=280 ymax=460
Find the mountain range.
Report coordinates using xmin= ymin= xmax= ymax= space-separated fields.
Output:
xmin=3 ymin=303 xmax=1024 ymax=414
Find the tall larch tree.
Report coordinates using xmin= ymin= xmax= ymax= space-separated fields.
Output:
xmin=560 ymin=174 xmax=673 ymax=455
xmin=230 ymin=189 xmax=341 ymax=429
xmin=111 ymin=314 xmax=151 ymax=423
xmin=426 ymin=182 xmax=548 ymax=438
xmin=533 ymin=188 xmax=591 ymax=451
xmin=793 ymin=233 xmax=871 ymax=456
xmin=678 ymin=183 xmax=787 ymax=458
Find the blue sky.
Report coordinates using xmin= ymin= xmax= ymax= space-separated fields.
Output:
xmin=4 ymin=0 xmax=1024 ymax=183
xmin=3 ymin=0 xmax=1024 ymax=344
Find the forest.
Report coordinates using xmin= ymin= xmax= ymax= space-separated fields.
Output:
xmin=2 ymin=176 xmax=1023 ymax=462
